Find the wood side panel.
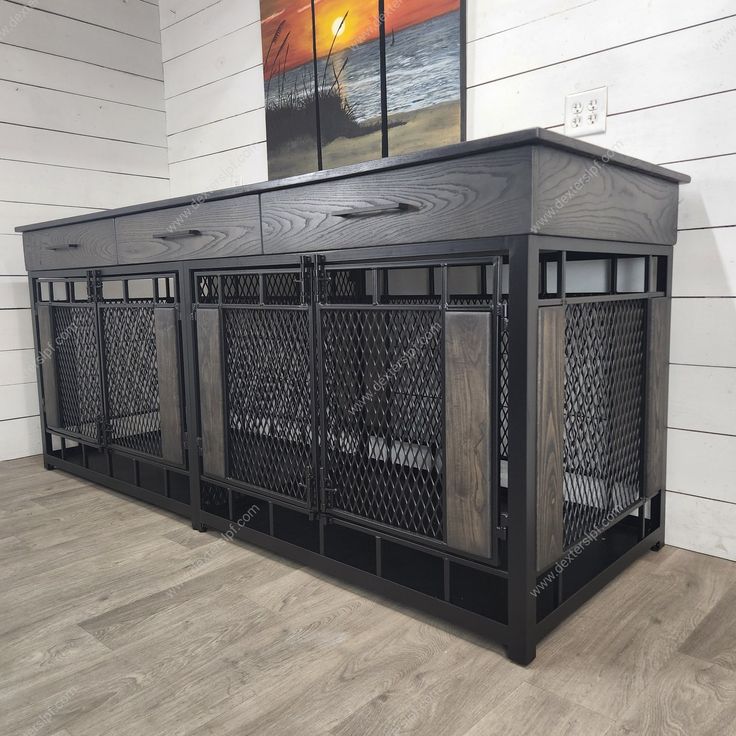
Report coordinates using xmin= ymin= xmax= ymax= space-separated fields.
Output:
xmin=445 ymin=312 xmax=493 ymax=558
xmin=645 ymin=297 xmax=671 ymax=497
xmin=196 ymin=308 xmax=226 ymax=478
xmin=154 ymin=307 xmax=184 ymax=466
xmin=36 ymin=304 xmax=60 ymax=429
xmin=536 ymin=306 xmax=565 ymax=571
xmin=533 ymin=147 xmax=679 ymax=245
xmin=24 ymin=220 xmax=117 ymax=270
xmin=261 ymin=150 xmax=533 ymax=253
xmin=116 ymin=197 xmax=262 ymax=264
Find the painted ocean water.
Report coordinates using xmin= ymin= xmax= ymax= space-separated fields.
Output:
xmin=266 ymin=10 xmax=461 ymax=123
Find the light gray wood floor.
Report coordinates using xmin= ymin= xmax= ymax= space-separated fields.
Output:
xmin=1 ymin=456 xmax=735 ymax=736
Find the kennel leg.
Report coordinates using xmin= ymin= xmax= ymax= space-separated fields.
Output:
xmin=506 ymin=238 xmax=540 ymax=666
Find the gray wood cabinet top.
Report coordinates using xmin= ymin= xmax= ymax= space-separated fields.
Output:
xmin=17 ymin=128 xmax=689 ymax=271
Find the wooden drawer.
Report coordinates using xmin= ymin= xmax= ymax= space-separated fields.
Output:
xmin=24 ymin=220 xmax=117 ymax=271
xmin=261 ymin=149 xmax=531 ymax=253
xmin=116 ymin=197 xmax=262 ymax=264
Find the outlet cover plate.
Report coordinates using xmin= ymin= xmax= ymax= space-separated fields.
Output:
xmin=565 ymin=87 xmax=608 ymax=137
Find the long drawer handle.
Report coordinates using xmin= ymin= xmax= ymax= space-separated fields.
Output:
xmin=153 ymin=229 xmax=203 ymax=240
xmin=333 ymin=202 xmax=413 ymax=218
xmin=45 ymin=243 xmax=79 ymax=251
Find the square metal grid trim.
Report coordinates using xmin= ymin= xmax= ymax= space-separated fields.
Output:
xmin=52 ymin=305 xmax=103 ymax=441
xmin=321 ymin=308 xmax=444 ymax=540
xmin=102 ymin=306 xmax=162 ymax=457
xmin=224 ymin=308 xmax=313 ymax=503
xmin=563 ymin=300 xmax=647 ymax=548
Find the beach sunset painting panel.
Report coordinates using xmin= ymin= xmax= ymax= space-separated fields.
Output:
xmin=260 ymin=0 xmax=464 ymax=178
xmin=261 ymin=0 xmax=321 ymax=178
xmin=385 ymin=0 xmax=462 ymax=156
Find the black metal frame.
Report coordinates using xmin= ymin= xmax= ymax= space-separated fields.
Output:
xmin=28 ymin=234 xmax=671 ymax=665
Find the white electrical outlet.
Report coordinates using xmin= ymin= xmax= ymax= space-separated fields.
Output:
xmin=564 ymin=87 xmax=607 ymax=137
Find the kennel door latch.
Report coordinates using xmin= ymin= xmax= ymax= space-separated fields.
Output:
xmin=321 ymin=469 xmax=337 ymax=508
xmin=496 ymin=511 xmax=509 ymax=541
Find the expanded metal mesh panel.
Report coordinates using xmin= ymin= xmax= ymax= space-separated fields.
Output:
xmin=321 ymin=308 xmax=444 ymax=540
xmin=224 ymin=308 xmax=313 ymax=502
xmin=52 ymin=306 xmax=102 ymax=440
xmin=325 ymin=270 xmax=370 ymax=304
xmin=201 ymin=481 xmax=230 ymax=518
xmin=102 ymin=306 xmax=162 ymax=457
xmin=222 ymin=274 xmax=259 ymax=304
xmin=449 ymin=295 xmax=495 ymax=306
xmin=499 ymin=316 xmax=509 ymax=462
xmin=563 ymin=300 xmax=646 ymax=547
xmin=264 ymin=272 xmax=301 ymax=305
xmin=383 ymin=295 xmax=441 ymax=306
xmin=197 ymin=275 xmax=219 ymax=304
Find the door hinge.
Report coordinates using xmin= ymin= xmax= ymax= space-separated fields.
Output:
xmin=316 ymin=255 xmax=331 ymax=303
xmin=185 ymin=432 xmax=203 ymax=454
xmin=98 ymin=417 xmax=110 ymax=445
xmin=300 ymin=465 xmax=317 ymax=506
xmin=190 ymin=305 xmax=198 ymax=321
xmin=496 ymin=300 xmax=508 ymax=327
xmin=88 ymin=270 xmax=103 ymax=302
xmin=296 ymin=255 xmax=314 ymax=304
xmin=496 ymin=511 xmax=509 ymax=541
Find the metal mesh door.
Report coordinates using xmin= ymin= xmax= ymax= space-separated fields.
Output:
xmin=51 ymin=304 xmax=103 ymax=442
xmin=320 ymin=306 xmax=444 ymax=540
xmin=195 ymin=268 xmax=315 ymax=505
xmin=223 ymin=305 xmax=314 ymax=503
xmin=563 ymin=299 xmax=647 ymax=547
xmin=101 ymin=305 xmax=163 ymax=457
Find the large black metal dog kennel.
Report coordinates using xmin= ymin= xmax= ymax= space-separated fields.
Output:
xmin=18 ymin=130 xmax=689 ymax=663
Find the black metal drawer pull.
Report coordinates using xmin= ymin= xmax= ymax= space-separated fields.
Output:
xmin=45 ymin=243 xmax=79 ymax=251
xmin=333 ymin=202 xmax=413 ymax=218
xmin=153 ymin=229 xmax=203 ymax=240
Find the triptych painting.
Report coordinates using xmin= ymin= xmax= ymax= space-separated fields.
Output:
xmin=260 ymin=0 xmax=465 ymax=179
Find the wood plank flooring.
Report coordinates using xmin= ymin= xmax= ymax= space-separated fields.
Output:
xmin=1 ymin=456 xmax=735 ymax=736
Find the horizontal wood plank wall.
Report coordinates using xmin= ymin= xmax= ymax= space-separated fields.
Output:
xmin=465 ymin=0 xmax=736 ymax=560
xmin=159 ymin=0 xmax=267 ymax=195
xmin=0 ymin=0 xmax=169 ymax=460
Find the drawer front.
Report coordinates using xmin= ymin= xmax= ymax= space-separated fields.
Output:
xmin=116 ymin=197 xmax=262 ymax=264
xmin=261 ymin=149 xmax=531 ymax=254
xmin=24 ymin=221 xmax=117 ymax=271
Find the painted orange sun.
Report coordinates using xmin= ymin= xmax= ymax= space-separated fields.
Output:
xmin=331 ymin=16 xmax=346 ymax=38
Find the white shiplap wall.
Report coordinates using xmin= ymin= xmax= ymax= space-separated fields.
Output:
xmin=0 ymin=0 xmax=169 ymax=461
xmin=467 ymin=0 xmax=736 ymax=561
xmin=159 ymin=0 xmax=267 ymax=196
